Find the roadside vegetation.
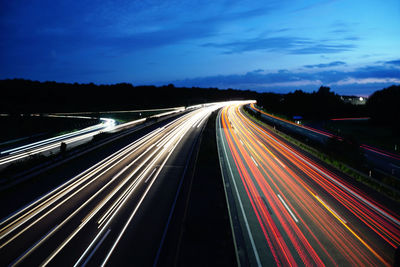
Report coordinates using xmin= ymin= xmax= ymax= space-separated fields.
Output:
xmin=0 ymin=115 xmax=99 ymax=151
xmin=256 ymin=85 xmax=400 ymax=155
xmin=0 ymin=112 xmax=174 ymax=188
xmin=243 ymin=106 xmax=400 ymax=202
xmin=70 ymin=110 xmax=174 ymax=124
xmin=321 ymin=119 xmax=399 ymax=154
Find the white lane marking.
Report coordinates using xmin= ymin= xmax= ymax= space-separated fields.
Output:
xmin=9 ymin=223 xmax=60 ymax=266
xmin=145 ymin=168 xmax=157 ymax=184
xmin=315 ymin=195 xmax=347 ymax=224
xmin=81 ymin=229 xmax=111 ymax=267
xmin=0 ymin=125 xmax=164 ymax=231
xmin=275 ymin=157 xmax=286 ymax=168
xmin=218 ymin=114 xmax=262 ymax=267
xmin=242 ymin=112 xmax=400 ymax=227
xmin=100 ymin=127 xmax=187 ymax=266
xmin=99 ymin=107 xmax=222 ymax=266
xmin=277 ymin=194 xmax=299 ymax=223
xmin=196 ymin=113 xmax=209 ymax=128
xmin=251 ymin=156 xmax=259 ymax=167
xmin=44 ymin=109 xmax=204 ymax=266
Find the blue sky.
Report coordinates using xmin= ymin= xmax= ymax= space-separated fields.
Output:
xmin=1 ymin=0 xmax=399 ymax=95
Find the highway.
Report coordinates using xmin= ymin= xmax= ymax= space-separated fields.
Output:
xmin=249 ymin=103 xmax=400 ymax=179
xmin=0 ymin=117 xmax=116 ymax=167
xmin=0 ymin=108 xmax=186 ymax=169
xmin=217 ymin=103 xmax=400 ymax=266
xmin=0 ymin=103 xmax=226 ymax=266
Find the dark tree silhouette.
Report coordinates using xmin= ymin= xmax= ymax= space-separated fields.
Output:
xmin=256 ymin=85 xmax=362 ymax=120
xmin=366 ymin=85 xmax=400 ymax=131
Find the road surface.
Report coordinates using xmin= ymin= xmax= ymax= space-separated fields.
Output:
xmin=217 ymin=103 xmax=400 ymax=266
xmin=0 ymin=117 xmax=116 ymax=168
xmin=249 ymin=103 xmax=400 ymax=179
xmin=0 ymin=103 xmax=226 ymax=266
xmin=0 ymin=107 xmax=186 ymax=169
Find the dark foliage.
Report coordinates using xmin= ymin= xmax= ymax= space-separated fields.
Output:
xmin=325 ymin=136 xmax=365 ymax=167
xmin=256 ymin=86 xmax=365 ymax=119
xmin=0 ymin=79 xmax=257 ymax=113
xmin=0 ymin=79 xmax=395 ymax=124
xmin=366 ymin=85 xmax=400 ymax=131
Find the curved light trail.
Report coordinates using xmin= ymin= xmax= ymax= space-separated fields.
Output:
xmin=0 ymin=118 xmax=116 ymax=167
xmin=250 ymin=103 xmax=400 ymax=162
xmin=0 ymin=107 xmax=185 ymax=168
xmin=0 ymin=102 xmax=229 ymax=266
xmin=217 ymin=103 xmax=400 ymax=266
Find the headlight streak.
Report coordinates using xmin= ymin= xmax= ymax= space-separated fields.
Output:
xmin=0 ymin=118 xmax=118 ymax=167
xmin=0 ymin=102 xmax=233 ymax=266
xmin=0 ymin=125 xmax=165 ymax=229
xmin=100 ymin=107 xmax=218 ymax=267
xmin=41 ymin=132 xmax=173 ymax=267
xmin=0 ymin=122 xmax=106 ymax=155
xmin=218 ymin=103 xmax=400 ymax=266
xmin=100 ymin=129 xmax=184 ymax=267
xmin=0 ymin=127 xmax=166 ymax=248
xmin=3 ymin=125 xmax=177 ymax=266
xmin=0 ymin=108 xmax=179 ymax=166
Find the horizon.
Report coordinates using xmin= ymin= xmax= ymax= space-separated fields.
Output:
xmin=1 ymin=0 xmax=399 ymax=96
xmin=3 ymin=77 xmax=397 ymax=98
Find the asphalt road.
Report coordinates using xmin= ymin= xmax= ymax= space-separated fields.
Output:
xmin=217 ymin=103 xmax=400 ymax=266
xmin=249 ymin=104 xmax=400 ymax=179
xmin=0 ymin=104 xmax=224 ymax=266
xmin=0 ymin=117 xmax=116 ymax=168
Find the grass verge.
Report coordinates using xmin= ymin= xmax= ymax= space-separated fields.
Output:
xmin=243 ymin=108 xmax=400 ymax=202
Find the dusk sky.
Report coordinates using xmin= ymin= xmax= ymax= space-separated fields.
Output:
xmin=1 ymin=0 xmax=399 ymax=95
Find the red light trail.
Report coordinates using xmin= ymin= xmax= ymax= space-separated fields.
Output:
xmin=217 ymin=103 xmax=400 ymax=266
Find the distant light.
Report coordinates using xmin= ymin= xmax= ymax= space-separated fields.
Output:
xmin=359 ymin=97 xmax=364 ymax=101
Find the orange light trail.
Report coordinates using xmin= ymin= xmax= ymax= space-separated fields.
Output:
xmin=218 ymin=103 xmax=400 ymax=266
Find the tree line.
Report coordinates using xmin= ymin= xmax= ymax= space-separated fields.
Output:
xmin=0 ymin=79 xmax=257 ymax=114
xmin=0 ymin=79 xmax=398 ymax=129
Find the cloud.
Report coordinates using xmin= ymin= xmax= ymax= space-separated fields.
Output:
xmin=385 ymin=59 xmax=400 ymax=66
xmin=304 ymin=61 xmax=346 ymax=68
xmin=290 ymin=43 xmax=355 ymax=54
xmin=169 ymin=63 xmax=400 ymax=95
xmin=203 ymin=37 xmax=299 ymax=54
xmin=332 ymin=77 xmax=400 ymax=86
xmin=203 ymin=36 xmax=356 ymax=55
xmin=250 ymin=69 xmax=264 ymax=73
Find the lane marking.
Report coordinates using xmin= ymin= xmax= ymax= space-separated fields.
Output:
xmin=218 ymin=116 xmax=262 ymax=267
xmin=81 ymin=229 xmax=111 ymax=267
xmin=277 ymin=194 xmax=299 ymax=223
xmin=145 ymin=168 xmax=157 ymax=183
xmin=243 ymin=112 xmax=400 ymax=227
xmin=250 ymin=156 xmax=259 ymax=167
xmin=274 ymin=157 xmax=286 ymax=169
xmin=315 ymin=195 xmax=347 ymax=224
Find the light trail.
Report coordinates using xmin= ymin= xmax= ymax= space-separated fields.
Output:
xmin=0 ymin=106 xmax=186 ymax=167
xmin=0 ymin=102 xmax=231 ymax=266
xmin=0 ymin=118 xmax=117 ymax=168
xmin=217 ymin=103 xmax=400 ymax=266
xmin=251 ymin=103 xmax=400 ymax=162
